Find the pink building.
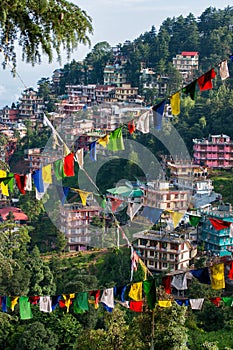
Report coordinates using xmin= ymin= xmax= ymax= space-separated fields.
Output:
xmin=193 ymin=134 xmax=233 ymax=169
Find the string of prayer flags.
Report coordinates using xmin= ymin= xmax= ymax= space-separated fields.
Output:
xmin=127 ymin=120 xmax=136 ymax=134
xmin=152 ymin=100 xmax=166 ymax=131
xmin=89 ymin=141 xmax=97 ymax=161
xmin=97 ymin=135 xmax=109 ymax=148
xmin=210 ymin=263 xmax=225 ymax=290
xmin=143 ymin=279 xmax=157 ymax=310
xmin=182 ymin=80 xmax=197 ymax=101
xmin=219 ymin=60 xmax=230 ymax=80
xmin=42 ymin=164 xmax=52 ymax=184
xmin=63 ymin=153 xmax=75 ymax=176
xmin=19 ymin=296 xmax=33 ymax=320
xmin=128 ymin=282 xmax=142 ymax=301
xmin=170 ymin=91 xmax=180 ymax=116
xmin=209 ymin=217 xmax=231 ymax=231
xmin=107 ymin=127 xmax=125 ymax=151
xmin=136 ymin=110 xmax=150 ymax=134
xmin=197 ymin=68 xmax=217 ymax=91
xmin=75 ymin=148 xmax=84 ymax=169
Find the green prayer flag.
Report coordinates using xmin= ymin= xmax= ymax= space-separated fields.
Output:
xmin=182 ymin=80 xmax=197 ymax=101
xmin=3 ymin=172 xmax=15 ymax=192
xmin=73 ymin=292 xmax=89 ymax=314
xmin=54 ymin=159 xmax=66 ymax=181
xmin=222 ymin=297 xmax=233 ymax=307
xmin=143 ymin=279 xmax=157 ymax=310
xmin=107 ymin=127 xmax=125 ymax=152
xmin=19 ymin=296 xmax=33 ymax=320
xmin=189 ymin=215 xmax=201 ymax=227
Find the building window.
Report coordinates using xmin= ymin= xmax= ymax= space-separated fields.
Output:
xmin=149 ymin=251 xmax=154 ymax=257
xmin=162 ymin=263 xmax=167 ymax=268
xmin=161 ymin=242 xmax=167 ymax=249
xmin=170 ymin=254 xmax=175 ymax=260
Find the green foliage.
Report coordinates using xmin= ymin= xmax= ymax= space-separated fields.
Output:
xmin=0 ymin=0 xmax=93 ymax=71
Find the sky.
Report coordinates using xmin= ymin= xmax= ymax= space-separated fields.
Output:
xmin=0 ymin=0 xmax=231 ymax=107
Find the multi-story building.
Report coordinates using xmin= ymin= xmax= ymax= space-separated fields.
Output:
xmin=173 ymin=51 xmax=199 ymax=82
xmin=104 ymin=63 xmax=127 ymax=87
xmin=198 ymin=206 xmax=233 ymax=256
xmin=115 ymin=84 xmax=139 ymax=103
xmin=18 ymin=88 xmax=45 ymax=127
xmin=142 ymin=180 xmax=191 ymax=211
xmin=193 ymin=134 xmax=233 ymax=169
xmin=60 ymin=202 xmax=101 ymax=251
xmin=133 ymin=229 xmax=197 ymax=272
xmin=0 ymin=106 xmax=19 ymax=125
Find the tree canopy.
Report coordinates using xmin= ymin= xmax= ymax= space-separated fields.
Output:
xmin=0 ymin=0 xmax=93 ymax=72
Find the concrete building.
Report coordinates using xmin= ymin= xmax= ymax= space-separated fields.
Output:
xmin=18 ymin=88 xmax=45 ymax=127
xmin=198 ymin=206 xmax=233 ymax=257
xmin=60 ymin=203 xmax=101 ymax=251
xmin=104 ymin=63 xmax=127 ymax=87
xmin=0 ymin=106 xmax=18 ymax=125
xmin=133 ymin=229 xmax=197 ymax=272
xmin=193 ymin=134 xmax=233 ymax=169
xmin=173 ymin=51 xmax=199 ymax=82
xmin=115 ymin=84 xmax=139 ymax=103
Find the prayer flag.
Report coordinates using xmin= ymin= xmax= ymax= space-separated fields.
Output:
xmin=71 ymin=188 xmax=91 ymax=206
xmin=152 ymin=100 xmax=166 ymax=130
xmin=128 ymin=282 xmax=142 ymax=301
xmin=19 ymin=296 xmax=33 ymax=320
xmin=197 ymin=68 xmax=216 ymax=91
xmin=182 ymin=80 xmax=197 ymax=100
xmin=158 ymin=300 xmax=172 ymax=308
xmin=25 ymin=173 xmax=32 ymax=191
xmin=107 ymin=127 xmax=125 ymax=151
xmin=0 ymin=170 xmax=9 ymax=196
xmin=162 ymin=275 xmax=171 ymax=294
xmin=114 ymin=285 xmax=127 ymax=302
xmin=189 ymin=298 xmax=204 ymax=310
xmin=128 ymin=120 xmax=136 ymax=134
xmin=98 ymin=135 xmax=109 ymax=148
xmin=89 ymin=142 xmax=97 ymax=161
xmin=210 ymin=263 xmax=225 ymax=290
xmin=170 ymin=211 xmax=184 ymax=228
xmin=73 ymin=292 xmax=89 ymax=313
xmin=32 ymin=169 xmax=44 ymax=193
xmin=171 ymin=273 xmax=188 ymax=290
xmin=188 ymin=214 xmax=201 ymax=227
xmin=63 ymin=153 xmax=75 ymax=176
xmin=42 ymin=164 xmax=52 ymax=184
xmin=75 ymin=148 xmax=84 ymax=169
xmin=209 ymin=217 xmax=231 ymax=230
xmin=219 ymin=60 xmax=230 ymax=80
xmin=39 ymin=296 xmax=52 ymax=313
xmin=61 ymin=294 xmax=75 ymax=313
xmin=100 ymin=288 xmax=114 ymax=310
xmin=14 ymin=174 xmax=27 ymax=194
xmin=2 ymin=172 xmax=14 ymax=193
xmin=54 ymin=159 xmax=65 ymax=181
xmin=141 ymin=206 xmax=163 ymax=224
xmin=129 ymin=300 xmax=143 ymax=312
xmin=191 ymin=267 xmax=211 ymax=284
xmin=143 ymin=279 xmax=157 ymax=310
xmin=89 ymin=290 xmax=100 ymax=309
xmin=170 ymin=92 xmax=180 ymax=115
xmin=136 ymin=110 xmax=150 ymax=134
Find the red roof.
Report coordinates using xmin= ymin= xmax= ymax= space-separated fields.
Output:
xmin=181 ymin=52 xmax=199 ymax=56
xmin=0 ymin=207 xmax=28 ymax=221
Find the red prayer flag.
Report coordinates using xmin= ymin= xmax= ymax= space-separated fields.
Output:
xmin=63 ymin=153 xmax=75 ymax=176
xmin=228 ymin=261 xmax=233 ymax=280
xmin=209 ymin=218 xmax=231 ymax=230
xmin=14 ymin=174 xmax=26 ymax=194
xmin=110 ymin=198 xmax=123 ymax=212
xmin=128 ymin=120 xmax=136 ymax=134
xmin=29 ymin=296 xmax=40 ymax=305
xmin=197 ymin=68 xmax=216 ymax=91
xmin=162 ymin=276 xmax=171 ymax=294
xmin=209 ymin=297 xmax=221 ymax=307
xmin=129 ymin=300 xmax=143 ymax=312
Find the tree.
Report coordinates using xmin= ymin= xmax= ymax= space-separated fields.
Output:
xmin=0 ymin=0 xmax=93 ymax=71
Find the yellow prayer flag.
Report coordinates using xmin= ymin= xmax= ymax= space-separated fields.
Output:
xmin=158 ymin=300 xmax=172 ymax=308
xmin=170 ymin=92 xmax=180 ymax=116
xmin=42 ymin=164 xmax=52 ymax=184
xmin=128 ymin=282 xmax=142 ymax=301
xmin=62 ymin=293 xmax=75 ymax=313
xmin=0 ymin=170 xmax=9 ymax=196
xmin=210 ymin=263 xmax=225 ymax=290
xmin=98 ymin=135 xmax=109 ymax=148
xmin=63 ymin=143 xmax=71 ymax=157
xmin=170 ymin=211 xmax=184 ymax=228
xmin=71 ymin=188 xmax=91 ymax=206
xmin=11 ymin=296 xmax=19 ymax=311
